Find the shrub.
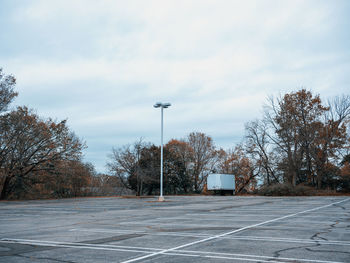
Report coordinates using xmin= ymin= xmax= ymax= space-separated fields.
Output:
xmin=258 ymin=183 xmax=312 ymax=196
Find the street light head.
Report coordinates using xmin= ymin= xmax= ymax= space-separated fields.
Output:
xmin=154 ymin=102 xmax=162 ymax=108
xmin=154 ymin=102 xmax=171 ymax=108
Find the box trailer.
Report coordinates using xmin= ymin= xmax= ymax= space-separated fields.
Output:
xmin=207 ymin=173 xmax=235 ymax=195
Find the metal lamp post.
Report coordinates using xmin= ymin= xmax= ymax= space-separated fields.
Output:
xmin=153 ymin=102 xmax=171 ymax=202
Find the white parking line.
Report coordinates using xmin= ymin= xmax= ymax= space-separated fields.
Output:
xmin=173 ymin=249 xmax=347 ymax=263
xmin=70 ymin=228 xmax=350 ymax=246
xmin=70 ymin=228 xmax=209 ymax=237
xmin=0 ymin=238 xmax=347 ymax=263
xmin=120 ymin=198 xmax=350 ymax=263
xmin=130 ymin=216 xmax=343 ymax=224
xmin=116 ymin=221 xmax=342 ymax=231
xmin=185 ymin=212 xmax=348 ymax=217
xmin=119 ymin=221 xmax=247 ymax=228
xmin=0 ymin=238 xmax=161 ymax=253
xmin=218 ymin=235 xmax=350 ymax=246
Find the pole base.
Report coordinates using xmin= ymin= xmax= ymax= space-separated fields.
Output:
xmin=158 ymin=196 xmax=165 ymax=202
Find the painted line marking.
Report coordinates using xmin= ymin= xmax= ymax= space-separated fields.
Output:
xmin=128 ymin=216 xmax=345 ymax=224
xmin=0 ymin=238 xmax=347 ymax=263
xmin=120 ymin=198 xmax=350 ymax=263
xmin=174 ymin=249 xmax=347 ymax=263
xmin=185 ymin=212 xmax=349 ymax=217
xmin=117 ymin=221 xmax=345 ymax=230
xmin=118 ymin=221 xmax=248 ymax=228
xmin=70 ymin=228 xmax=350 ymax=246
xmin=0 ymin=238 xmax=161 ymax=253
xmin=70 ymin=228 xmax=209 ymax=238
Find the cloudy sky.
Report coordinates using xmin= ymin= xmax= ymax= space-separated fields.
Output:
xmin=1 ymin=0 xmax=349 ymax=172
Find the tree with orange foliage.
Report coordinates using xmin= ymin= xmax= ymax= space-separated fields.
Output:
xmin=265 ymin=90 xmax=329 ymax=186
xmin=0 ymin=107 xmax=85 ymax=199
xmin=27 ymin=160 xmax=94 ymax=199
xmin=0 ymin=68 xmax=91 ymax=199
xmin=256 ymin=89 xmax=350 ymax=190
xmin=165 ymin=139 xmax=192 ymax=193
xmin=339 ymin=155 xmax=350 ymax=192
xmin=310 ymin=96 xmax=350 ymax=188
xmin=217 ymin=146 xmax=257 ymax=193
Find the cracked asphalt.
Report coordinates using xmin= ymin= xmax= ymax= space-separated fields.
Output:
xmin=0 ymin=196 xmax=349 ymax=262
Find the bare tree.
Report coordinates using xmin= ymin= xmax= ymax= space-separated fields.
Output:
xmin=245 ymin=120 xmax=279 ymax=185
xmin=186 ymin=132 xmax=217 ymax=192
xmin=0 ymin=68 xmax=17 ymax=113
xmin=310 ymin=95 xmax=350 ymax=188
xmin=106 ymin=139 xmax=145 ymax=195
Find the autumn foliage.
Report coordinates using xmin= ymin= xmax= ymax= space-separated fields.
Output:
xmin=1 ymin=67 xmax=349 ymax=199
xmin=248 ymin=89 xmax=350 ymax=192
xmin=107 ymin=133 xmax=257 ymax=195
xmin=0 ymin=68 xmax=95 ymax=199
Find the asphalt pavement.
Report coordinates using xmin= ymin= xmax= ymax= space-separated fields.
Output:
xmin=0 ymin=195 xmax=349 ymax=262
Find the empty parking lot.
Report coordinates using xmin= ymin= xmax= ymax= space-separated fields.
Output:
xmin=0 ymin=196 xmax=349 ymax=262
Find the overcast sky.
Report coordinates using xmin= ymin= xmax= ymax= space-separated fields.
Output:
xmin=1 ymin=0 xmax=349 ymax=173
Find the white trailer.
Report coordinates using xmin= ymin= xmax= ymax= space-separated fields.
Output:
xmin=207 ymin=173 xmax=235 ymax=195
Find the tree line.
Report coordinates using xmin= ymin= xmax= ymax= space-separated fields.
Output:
xmin=245 ymin=90 xmax=350 ymax=191
xmin=0 ymin=68 xmax=95 ymax=199
xmin=0 ymin=68 xmax=138 ymax=199
xmin=107 ymin=134 xmax=224 ymax=196
xmin=1 ymin=67 xmax=349 ymax=199
xmin=107 ymin=90 xmax=350 ymax=195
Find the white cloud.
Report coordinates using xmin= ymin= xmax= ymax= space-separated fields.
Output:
xmin=1 ymin=0 xmax=349 ymax=172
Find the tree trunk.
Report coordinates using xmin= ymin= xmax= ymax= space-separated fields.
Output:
xmin=140 ymin=179 xmax=143 ymax=196
xmin=194 ymin=174 xmax=198 ymax=192
xmin=266 ymin=172 xmax=270 ymax=185
xmin=317 ymin=170 xmax=322 ymax=189
xmin=292 ymin=172 xmax=296 ymax=187
xmin=0 ymin=176 xmax=11 ymax=200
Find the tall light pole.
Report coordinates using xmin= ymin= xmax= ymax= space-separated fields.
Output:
xmin=153 ymin=102 xmax=171 ymax=202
